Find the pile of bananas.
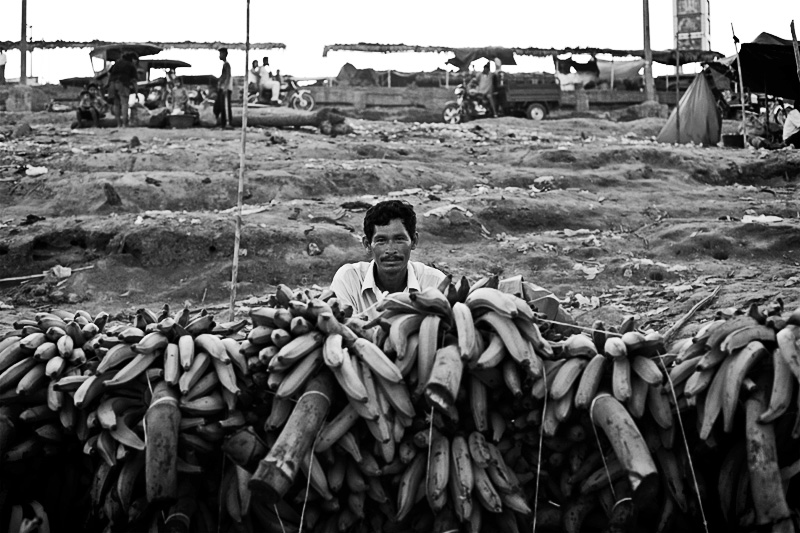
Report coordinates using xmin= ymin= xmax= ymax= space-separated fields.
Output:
xmin=0 ymin=278 xmax=799 ymax=533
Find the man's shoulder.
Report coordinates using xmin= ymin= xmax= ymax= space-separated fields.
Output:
xmin=410 ymin=261 xmax=446 ymax=284
xmin=333 ymin=261 xmax=370 ymax=280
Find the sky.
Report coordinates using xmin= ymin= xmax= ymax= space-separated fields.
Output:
xmin=0 ymin=0 xmax=798 ymax=84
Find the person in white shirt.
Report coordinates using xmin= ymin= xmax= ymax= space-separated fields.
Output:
xmin=0 ymin=49 xmax=7 ymax=84
xmin=330 ymin=200 xmax=446 ymax=314
xmin=783 ymin=102 xmax=800 ymax=149
xmin=257 ymin=57 xmax=281 ymax=105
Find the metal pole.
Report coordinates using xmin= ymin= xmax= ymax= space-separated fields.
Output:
xmin=229 ymin=0 xmax=250 ymax=320
xmin=20 ymin=0 xmax=27 ymax=85
xmin=675 ymin=42 xmax=681 ymax=143
xmin=732 ymin=24 xmax=747 ymax=147
xmin=643 ymin=0 xmax=655 ymax=101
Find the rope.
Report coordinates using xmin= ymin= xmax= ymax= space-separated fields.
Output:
xmin=659 ymin=357 xmax=709 ymax=533
xmin=589 ymin=394 xmax=617 ymax=501
xmin=216 ymin=454 xmax=226 ymax=533
xmin=532 ymin=364 xmax=547 ymax=533
xmin=273 ymin=504 xmax=287 ymax=533
xmin=534 ymin=318 xmax=623 ymax=337
xmin=299 ymin=422 xmax=325 ymax=533
xmin=425 ymin=407 xmax=435 ymax=498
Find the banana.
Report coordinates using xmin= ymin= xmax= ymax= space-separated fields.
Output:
xmin=590 ymin=394 xmax=658 ymax=497
xmin=759 ymin=347 xmax=795 ymax=423
xmin=631 ymin=355 xmax=663 ymax=385
xmin=453 ymin=302 xmax=480 ymax=362
xmin=627 ymin=373 xmax=649 ymax=419
xmin=468 ymin=431 xmax=492 ymax=468
xmin=180 ymin=392 xmax=225 ymax=416
xmin=655 ymin=447 xmax=688 ymax=512
xmin=323 ymin=333 xmax=345 ymax=368
xmin=46 ymin=381 xmax=63 ymax=411
xmin=668 ymin=355 xmax=700 ymax=387
xmin=722 ymin=341 xmax=768 ymax=433
xmin=97 ymin=397 xmax=141 ymax=430
xmin=351 ymin=338 xmax=403 ymax=383
xmin=299 ymin=451 xmax=334 ymax=501
xmin=648 ymin=384 xmax=674 ymax=429
xmin=117 ymin=450 xmax=146 ymax=513
xmin=604 ymin=337 xmax=627 ymax=359
xmin=33 ymin=341 xmax=58 ymax=361
xmin=562 ymin=494 xmax=595 ymax=533
xmin=718 ymin=441 xmax=746 ymax=524
xmin=396 ymin=333 xmax=418 ymax=376
xmin=683 ymin=367 xmax=716 ymax=398
xmin=472 ymin=460 xmax=503 ymax=513
xmin=501 ymin=358 xmax=523 ymax=398
xmin=550 ymin=357 xmax=588 ymax=400
xmin=474 ymin=333 xmax=508 ymax=369
xmin=0 ymin=356 xmax=38 ymax=392
xmin=132 ymin=332 xmax=169 ymax=355
xmin=700 ymin=355 xmax=733 ymax=440
xmin=776 ymin=325 xmax=800 ymax=382
xmin=184 ymin=368 xmax=220 ymax=401
xmin=177 ymin=335 xmax=195 ymax=370
xmin=184 ymin=314 xmax=215 ymax=336
xmin=744 ymin=384 xmax=792 ymax=528
xmin=54 ymin=374 xmax=90 ymax=392
xmin=178 ymin=351 xmax=211 ymax=394
xmin=316 ymin=404 xmax=359 ymax=453
xmin=720 ymin=325 xmax=776 ymax=355
xmin=264 ymin=396 xmax=293 ymax=430
xmin=289 ymin=316 xmax=312 ymax=337
xmin=213 ymin=357 xmax=240 ymax=396
xmin=514 ymin=317 xmax=554 ymax=359
xmin=20 ymin=331 xmax=47 ymax=352
xmin=273 ymin=331 xmax=324 ymax=367
xmin=74 ymin=373 xmax=112 ymax=409
xmin=249 ymin=307 xmax=279 ymax=328
xmin=163 ymin=343 xmax=180 ymax=385
xmin=470 ymin=374 xmax=489 ymax=432
xmin=611 ymin=356 xmax=631 ymax=402
xmin=409 ymin=287 xmax=453 ymax=320
xmin=485 ymin=442 xmax=520 ymax=494
xmin=416 ymin=314 xmax=441 ymax=393
xmin=388 ymin=313 xmax=426 ymax=361
xmin=427 ymin=433 xmax=450 ymax=512
xmin=397 ymin=453 xmax=426 ymax=520
xmin=374 ymin=374 xmax=416 ymax=419
xmin=109 ymin=411 xmax=145 ymax=450
xmin=574 ymin=353 xmax=606 ymax=409
xmin=96 ymin=343 xmax=136 ymax=373
xmin=15 ymin=363 xmax=46 ymax=395
xmin=104 ymin=352 xmax=159 ymax=388
xmin=194 ymin=334 xmax=230 ymax=364
xmin=20 ymin=405 xmax=57 ymax=424
xmin=563 ymin=334 xmax=598 ymax=358
xmin=465 ymin=287 xmax=518 ymax=318
xmin=477 ymin=311 xmax=541 ymax=377
xmin=331 ymin=348 xmax=369 ymax=404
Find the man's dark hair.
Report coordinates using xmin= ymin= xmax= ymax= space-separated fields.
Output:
xmin=87 ymin=82 xmax=99 ymax=89
xmin=263 ymin=57 xmax=269 ymax=64
xmin=363 ymin=200 xmax=417 ymax=242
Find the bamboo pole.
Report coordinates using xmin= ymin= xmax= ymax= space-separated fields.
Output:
xmin=20 ymin=0 xmax=27 ymax=85
xmin=732 ymin=24 xmax=747 ymax=147
xmin=229 ymin=0 xmax=250 ymax=320
xmin=642 ymin=0 xmax=655 ymax=102
xmin=675 ymin=42 xmax=681 ymax=144
xmin=792 ymin=21 xmax=800 ymax=83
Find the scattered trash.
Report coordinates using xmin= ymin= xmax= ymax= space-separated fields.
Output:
xmin=20 ymin=214 xmax=45 ymax=226
xmin=423 ymin=204 xmax=473 ymax=218
xmin=573 ymin=262 xmax=605 ymax=280
xmin=25 ymin=165 xmax=48 ymax=177
xmin=742 ymin=214 xmax=783 ymax=224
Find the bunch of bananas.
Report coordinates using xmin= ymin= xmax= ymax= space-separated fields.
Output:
xmin=2 ymin=279 xmax=800 ymax=533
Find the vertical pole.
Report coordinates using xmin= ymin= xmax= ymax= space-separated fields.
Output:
xmin=387 ymin=70 xmax=391 ymax=88
xmin=610 ymin=58 xmax=615 ymax=90
xmin=20 ymin=0 xmax=27 ymax=85
xmin=229 ymin=0 xmax=250 ymax=321
xmin=791 ymin=21 xmax=800 ymax=83
xmin=642 ymin=0 xmax=655 ymax=102
xmin=732 ymin=24 xmax=747 ymax=147
xmin=445 ymin=70 xmax=449 ymax=88
xmin=675 ymin=42 xmax=681 ymax=143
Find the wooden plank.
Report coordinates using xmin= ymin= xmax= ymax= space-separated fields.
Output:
xmin=792 ymin=21 xmax=800 ymax=84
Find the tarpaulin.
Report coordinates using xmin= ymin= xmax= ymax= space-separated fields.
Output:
xmin=739 ymin=33 xmax=800 ymax=99
xmin=446 ymin=48 xmax=517 ymax=70
xmin=596 ymin=59 xmax=645 ymax=82
xmin=657 ymin=72 xmax=721 ymax=146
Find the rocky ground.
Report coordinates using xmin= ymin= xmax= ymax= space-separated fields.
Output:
xmin=1 ymin=109 xmax=800 ymax=336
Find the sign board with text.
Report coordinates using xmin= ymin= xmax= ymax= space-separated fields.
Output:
xmin=674 ymin=0 xmax=710 ymax=51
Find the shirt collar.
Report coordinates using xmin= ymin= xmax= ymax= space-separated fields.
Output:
xmin=362 ymin=260 xmax=420 ymax=295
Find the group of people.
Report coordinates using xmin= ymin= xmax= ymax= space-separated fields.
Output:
xmin=213 ymin=49 xmax=283 ymax=128
xmin=74 ymin=51 xmax=140 ymax=128
xmin=469 ymin=58 xmax=504 ymax=117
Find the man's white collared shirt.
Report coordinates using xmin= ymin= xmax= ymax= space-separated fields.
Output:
xmin=330 ymin=260 xmax=446 ymax=315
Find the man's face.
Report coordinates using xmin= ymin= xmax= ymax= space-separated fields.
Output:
xmin=364 ymin=218 xmax=417 ymax=277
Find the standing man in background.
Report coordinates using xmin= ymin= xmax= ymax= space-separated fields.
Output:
xmin=215 ymin=47 xmax=233 ymax=128
xmin=0 ymin=49 xmax=6 ymax=84
xmin=106 ymin=52 xmax=139 ymax=128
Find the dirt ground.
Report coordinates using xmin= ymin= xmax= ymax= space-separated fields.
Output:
xmin=2 ymin=109 xmax=800 ymax=335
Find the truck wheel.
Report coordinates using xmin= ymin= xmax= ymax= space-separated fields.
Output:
xmin=442 ymin=102 xmax=462 ymax=124
xmin=525 ymin=103 xmax=547 ymax=121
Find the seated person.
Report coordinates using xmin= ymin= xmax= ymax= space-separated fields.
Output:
xmin=257 ymin=56 xmax=281 ymax=105
xmin=248 ymin=60 xmax=260 ymax=94
xmin=88 ymin=83 xmax=108 ymax=118
xmin=330 ymin=200 xmax=446 ymax=315
xmin=783 ymin=101 xmax=800 ymax=149
xmin=170 ymin=77 xmax=198 ymax=116
xmin=74 ymin=86 xmax=100 ymax=128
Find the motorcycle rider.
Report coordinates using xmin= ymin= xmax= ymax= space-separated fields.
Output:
xmin=258 ymin=57 xmax=281 ymax=105
xmin=474 ymin=62 xmax=497 ymax=118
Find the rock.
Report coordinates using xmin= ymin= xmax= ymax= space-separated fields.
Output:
xmin=104 ymin=183 xmax=122 ymax=206
xmin=129 ymin=136 xmax=141 ymax=148
xmin=12 ymin=122 xmax=32 ymax=139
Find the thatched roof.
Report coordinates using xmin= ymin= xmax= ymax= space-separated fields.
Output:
xmin=321 ymin=43 xmax=722 ymax=66
xmin=0 ymin=40 xmax=285 ymax=52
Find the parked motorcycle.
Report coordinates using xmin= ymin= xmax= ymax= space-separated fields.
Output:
xmin=248 ymin=76 xmax=315 ymax=111
xmin=442 ymin=84 xmax=492 ymax=124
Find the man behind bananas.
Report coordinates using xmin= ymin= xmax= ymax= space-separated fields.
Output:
xmin=331 ymin=200 xmax=446 ymax=314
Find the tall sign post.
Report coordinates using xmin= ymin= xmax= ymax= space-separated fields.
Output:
xmin=643 ymin=0 xmax=655 ymax=102
xmin=674 ymin=0 xmax=711 ymax=51
xmin=20 ymin=0 xmax=27 ymax=85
